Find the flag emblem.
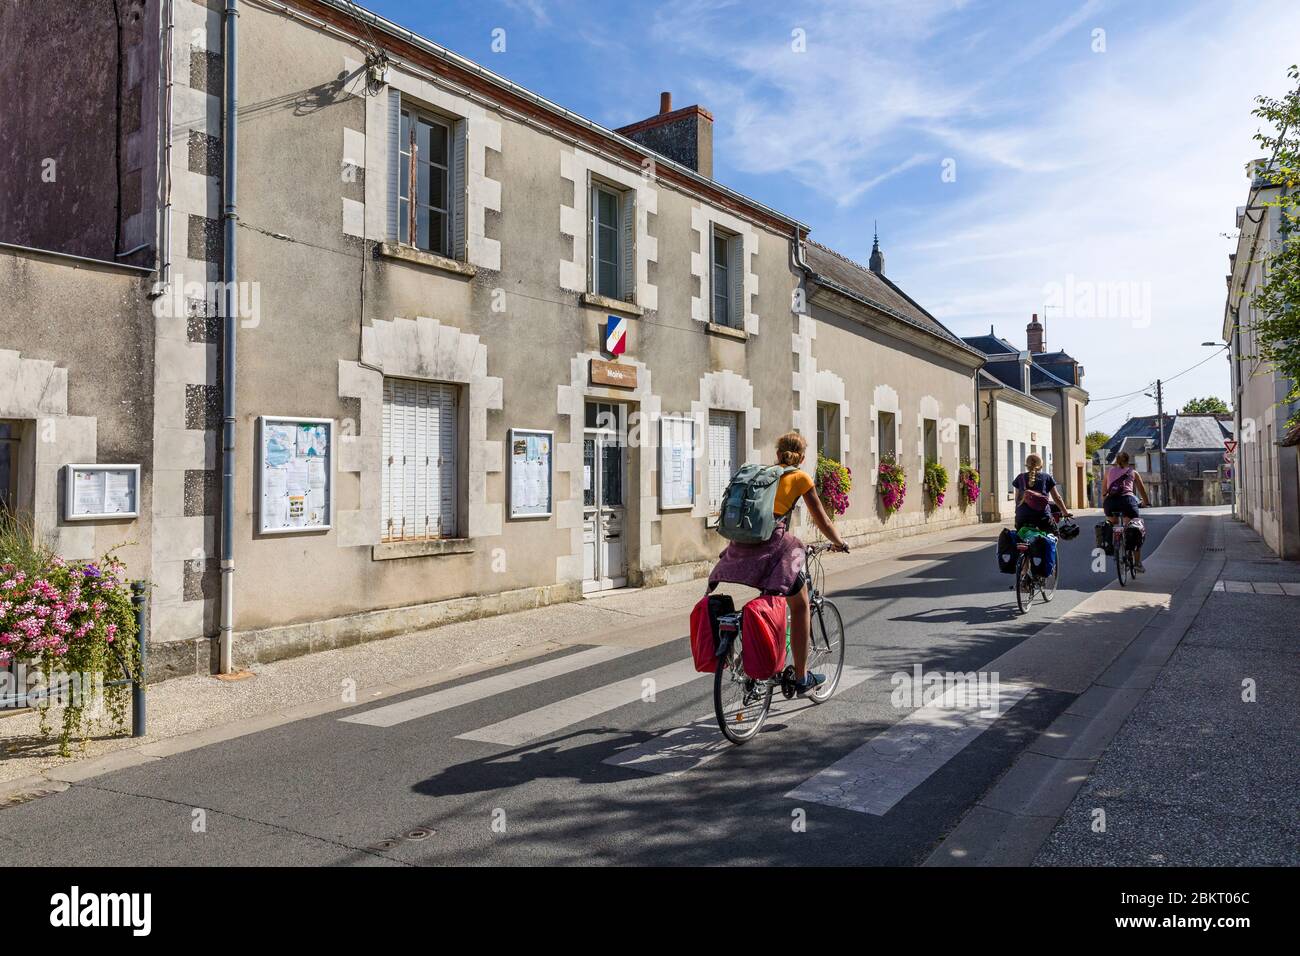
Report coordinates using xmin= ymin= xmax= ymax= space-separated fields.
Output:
xmin=605 ymin=316 xmax=627 ymax=355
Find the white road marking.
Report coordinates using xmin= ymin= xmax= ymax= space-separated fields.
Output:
xmin=785 ymin=681 xmax=1033 ymax=815
xmin=338 ymin=645 xmax=638 ymax=728
xmin=604 ymin=666 xmax=879 ymax=776
xmin=456 ymin=658 xmax=706 ymax=746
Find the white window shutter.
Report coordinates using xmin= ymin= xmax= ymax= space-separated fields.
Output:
xmin=382 ymin=379 xmax=459 ymax=540
xmin=438 ymin=385 xmax=458 ymax=536
xmin=381 ymin=379 xmax=394 ymax=539
xmin=728 ymin=234 xmax=745 ymax=328
xmin=588 ymin=180 xmax=598 ymax=293
xmin=708 ymin=410 xmax=739 ymax=511
xmin=387 ymin=89 xmax=402 ymax=242
xmin=620 ymin=188 xmax=636 ymax=302
xmin=452 ymin=118 xmax=468 ymax=261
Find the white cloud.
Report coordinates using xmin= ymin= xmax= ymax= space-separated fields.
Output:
xmin=654 ymin=0 xmax=1299 ymax=411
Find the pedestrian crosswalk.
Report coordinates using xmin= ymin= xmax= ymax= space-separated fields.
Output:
xmin=338 ymin=645 xmax=636 ymax=728
xmin=456 ymin=658 xmax=705 ymax=746
xmin=786 ymin=681 xmax=1032 ymax=814
xmin=603 ymin=666 xmax=878 ymax=776
xmin=339 ymin=642 xmax=1035 ymax=816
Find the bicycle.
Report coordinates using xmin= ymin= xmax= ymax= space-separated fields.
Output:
xmin=1013 ymin=530 xmax=1059 ymax=614
xmin=712 ymin=543 xmax=847 ymax=745
xmin=1112 ymin=517 xmax=1137 ymax=586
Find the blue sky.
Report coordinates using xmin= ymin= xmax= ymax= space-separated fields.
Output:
xmin=360 ymin=0 xmax=1300 ymax=433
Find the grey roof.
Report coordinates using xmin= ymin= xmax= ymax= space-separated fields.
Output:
xmin=963 ymin=333 xmax=1020 ymax=355
xmin=1117 ymin=435 xmax=1153 ymax=457
xmin=1030 ymin=364 xmax=1072 ymax=388
xmin=1166 ymin=415 xmax=1228 ymax=451
xmin=803 ymin=241 xmax=974 ymax=351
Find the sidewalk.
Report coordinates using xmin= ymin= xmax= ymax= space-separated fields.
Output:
xmin=1034 ymin=514 xmax=1300 ymax=865
xmin=0 ymin=519 xmax=998 ymax=792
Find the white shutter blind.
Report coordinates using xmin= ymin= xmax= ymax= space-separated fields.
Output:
xmin=382 ymin=379 xmax=458 ymax=540
xmin=708 ymin=410 xmax=739 ymax=511
xmin=727 ymin=234 xmax=744 ymax=328
xmin=620 ymin=188 xmax=636 ymax=301
xmin=452 ymin=118 xmax=468 ymax=261
xmin=436 ymin=384 xmax=457 ymax=536
xmin=386 ymin=89 xmax=402 ymax=241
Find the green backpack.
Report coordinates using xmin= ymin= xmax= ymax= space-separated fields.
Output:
xmin=716 ymin=464 xmax=797 ymax=544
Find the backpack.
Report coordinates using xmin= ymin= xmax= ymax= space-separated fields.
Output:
xmin=740 ymin=594 xmax=788 ymax=680
xmin=716 ymin=464 xmax=797 ymax=544
xmin=689 ymin=593 xmax=735 ymax=673
xmin=996 ymin=528 xmax=1019 ymax=574
xmin=1106 ymin=468 xmax=1132 ymax=498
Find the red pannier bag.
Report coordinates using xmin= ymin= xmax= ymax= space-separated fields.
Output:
xmin=741 ymin=594 xmax=788 ymax=680
xmin=689 ymin=593 xmax=735 ymax=673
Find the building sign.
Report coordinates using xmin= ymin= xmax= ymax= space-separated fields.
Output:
xmin=509 ymin=428 xmax=553 ymax=519
xmin=63 ymin=464 xmax=140 ymax=520
xmin=605 ymin=316 xmax=628 ymax=356
xmin=590 ymin=358 xmax=637 ymax=389
xmin=258 ymin=416 xmax=332 ymax=534
xmin=659 ymin=416 xmax=696 ymax=510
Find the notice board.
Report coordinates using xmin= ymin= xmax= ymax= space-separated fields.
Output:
xmin=509 ymin=428 xmax=553 ymax=519
xmin=658 ymin=416 xmax=696 ymax=510
xmin=63 ymin=464 xmax=141 ymax=520
xmin=258 ymin=416 xmax=332 ymax=533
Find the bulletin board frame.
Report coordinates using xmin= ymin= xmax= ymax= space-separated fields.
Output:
xmin=508 ymin=427 xmax=554 ymax=520
xmin=658 ymin=415 xmax=697 ymax=511
xmin=63 ymin=464 xmax=141 ymax=521
xmin=257 ymin=415 xmax=334 ymax=535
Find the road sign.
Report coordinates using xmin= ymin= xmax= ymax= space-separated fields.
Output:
xmin=1224 ymin=439 xmax=1238 ymax=454
xmin=1223 ymin=451 xmax=1235 ymax=464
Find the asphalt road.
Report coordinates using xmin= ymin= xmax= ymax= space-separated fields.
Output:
xmin=0 ymin=514 xmax=1180 ymax=866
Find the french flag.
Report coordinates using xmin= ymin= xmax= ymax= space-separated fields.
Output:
xmin=605 ymin=316 xmax=627 ymax=355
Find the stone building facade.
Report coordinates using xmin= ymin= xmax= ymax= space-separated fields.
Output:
xmin=2 ymin=0 xmax=990 ymax=680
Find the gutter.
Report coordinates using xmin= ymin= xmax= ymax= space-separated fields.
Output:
xmin=218 ymin=0 xmax=239 ymax=673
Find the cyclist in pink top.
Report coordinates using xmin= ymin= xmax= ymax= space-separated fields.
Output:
xmin=1103 ymin=451 xmax=1151 ymax=571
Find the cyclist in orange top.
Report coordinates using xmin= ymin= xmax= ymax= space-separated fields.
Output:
xmin=710 ymin=432 xmax=848 ymax=695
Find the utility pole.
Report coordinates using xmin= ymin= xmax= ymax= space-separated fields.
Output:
xmin=1155 ymin=379 xmax=1168 ymax=507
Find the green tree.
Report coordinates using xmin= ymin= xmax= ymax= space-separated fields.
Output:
xmin=1085 ymin=430 xmax=1110 ymax=458
xmin=1181 ymin=396 xmax=1230 ymax=414
xmin=1245 ymin=65 xmax=1300 ymax=429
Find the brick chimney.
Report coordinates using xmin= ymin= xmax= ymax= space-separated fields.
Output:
xmin=615 ymin=91 xmax=714 ymax=178
xmin=1027 ymin=312 xmax=1045 ymax=354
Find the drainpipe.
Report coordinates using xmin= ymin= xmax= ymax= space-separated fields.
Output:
xmin=219 ymin=0 xmax=239 ymax=673
xmin=972 ymin=369 xmax=981 ymax=518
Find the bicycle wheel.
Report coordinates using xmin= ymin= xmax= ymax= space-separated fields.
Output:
xmin=806 ymin=599 xmax=846 ymax=703
xmin=1015 ymin=554 xmax=1034 ymax=614
xmin=1115 ymin=537 xmax=1129 ymax=587
xmin=1041 ymin=558 xmax=1059 ymax=602
xmin=713 ymin=642 xmax=773 ymax=744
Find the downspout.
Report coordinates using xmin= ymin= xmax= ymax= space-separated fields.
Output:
xmin=219 ymin=0 xmax=239 ymax=673
xmin=158 ymin=0 xmax=174 ymax=291
xmin=972 ymin=369 xmax=981 ymax=520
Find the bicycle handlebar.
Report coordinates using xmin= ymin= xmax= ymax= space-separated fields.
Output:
xmin=807 ymin=542 xmax=848 ymax=556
